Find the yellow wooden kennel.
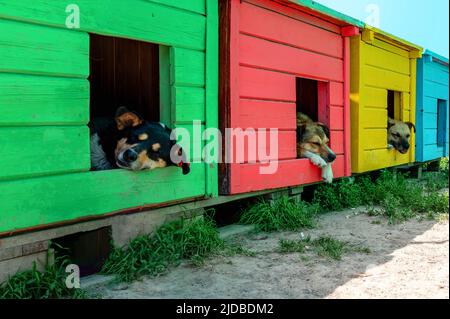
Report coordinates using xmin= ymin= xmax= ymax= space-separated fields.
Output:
xmin=350 ymin=26 xmax=423 ymax=173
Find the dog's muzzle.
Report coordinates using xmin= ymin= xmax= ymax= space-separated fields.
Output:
xmin=326 ymin=153 xmax=336 ymax=163
xmin=324 ymin=145 xmax=336 ymax=163
xmin=117 ymin=149 xmax=138 ymax=168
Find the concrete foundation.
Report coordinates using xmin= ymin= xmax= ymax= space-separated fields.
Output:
xmin=0 ymin=249 xmax=48 ymax=284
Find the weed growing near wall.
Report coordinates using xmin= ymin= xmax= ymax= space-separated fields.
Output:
xmin=0 ymin=256 xmax=87 ymax=299
xmin=240 ymin=197 xmax=320 ymax=232
xmin=101 ymin=216 xmax=224 ymax=282
xmin=313 ymin=159 xmax=449 ymax=223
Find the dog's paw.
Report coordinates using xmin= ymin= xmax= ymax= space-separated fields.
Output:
xmin=310 ymin=156 xmax=327 ymax=168
xmin=322 ymin=165 xmax=333 ymax=184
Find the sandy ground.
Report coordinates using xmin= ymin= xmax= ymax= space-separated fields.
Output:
xmin=88 ymin=206 xmax=449 ymax=299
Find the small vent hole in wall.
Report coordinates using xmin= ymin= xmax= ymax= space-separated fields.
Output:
xmin=51 ymin=227 xmax=112 ymax=277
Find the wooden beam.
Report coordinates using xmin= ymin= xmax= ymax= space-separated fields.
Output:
xmin=341 ymin=26 xmax=360 ymax=37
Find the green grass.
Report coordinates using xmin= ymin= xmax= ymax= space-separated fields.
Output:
xmin=313 ymin=236 xmax=349 ymax=260
xmin=241 ymin=161 xmax=448 ymax=229
xmin=312 ymin=158 xmax=449 ymax=223
xmin=278 ymin=236 xmax=371 ymax=261
xmin=222 ymin=242 xmax=257 ymax=257
xmin=422 ymin=158 xmax=449 ymax=191
xmin=101 ymin=216 xmax=224 ymax=282
xmin=239 ymin=197 xmax=320 ymax=232
xmin=313 ymin=177 xmax=364 ymax=211
xmin=279 ymin=238 xmax=308 ymax=253
xmin=423 ymin=172 xmax=449 ymax=192
xmin=0 ymin=256 xmax=87 ymax=299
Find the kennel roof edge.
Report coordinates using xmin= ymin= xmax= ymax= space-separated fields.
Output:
xmin=286 ymin=0 xmax=364 ymax=27
xmin=423 ymin=49 xmax=449 ymax=65
xmin=287 ymin=1 xmax=424 ymax=54
xmin=363 ymin=26 xmax=423 ymax=55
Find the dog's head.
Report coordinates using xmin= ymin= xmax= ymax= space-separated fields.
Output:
xmin=297 ymin=121 xmax=336 ymax=163
xmin=113 ymin=107 xmax=190 ymax=174
xmin=387 ymin=118 xmax=415 ymax=154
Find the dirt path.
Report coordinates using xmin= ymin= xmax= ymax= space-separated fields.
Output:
xmin=88 ymin=208 xmax=449 ymax=299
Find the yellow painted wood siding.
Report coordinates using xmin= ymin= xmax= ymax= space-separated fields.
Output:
xmin=350 ymin=31 xmax=421 ymax=173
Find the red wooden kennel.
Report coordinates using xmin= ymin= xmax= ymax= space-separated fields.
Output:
xmin=219 ymin=0 xmax=361 ymax=194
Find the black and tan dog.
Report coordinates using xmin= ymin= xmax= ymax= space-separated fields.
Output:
xmin=89 ymin=106 xmax=190 ymax=174
xmin=296 ymin=112 xmax=336 ymax=183
xmin=387 ymin=118 xmax=415 ymax=154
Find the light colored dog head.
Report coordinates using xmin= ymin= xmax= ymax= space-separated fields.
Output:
xmin=388 ymin=118 xmax=415 ymax=154
xmin=296 ymin=113 xmax=336 ymax=163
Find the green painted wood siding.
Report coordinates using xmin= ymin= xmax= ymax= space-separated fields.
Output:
xmin=0 ymin=75 xmax=89 ymax=125
xmin=0 ymin=0 xmax=218 ymax=234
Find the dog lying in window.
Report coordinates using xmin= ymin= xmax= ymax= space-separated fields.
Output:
xmin=296 ymin=112 xmax=336 ymax=183
xmin=89 ymin=106 xmax=190 ymax=174
xmin=387 ymin=118 xmax=415 ymax=154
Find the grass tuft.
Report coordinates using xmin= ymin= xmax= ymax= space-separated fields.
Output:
xmin=279 ymin=238 xmax=308 ymax=253
xmin=222 ymin=242 xmax=257 ymax=257
xmin=0 ymin=256 xmax=87 ymax=299
xmin=313 ymin=177 xmax=364 ymax=211
xmin=239 ymin=197 xmax=319 ymax=232
xmin=101 ymin=216 xmax=224 ymax=282
xmin=313 ymin=159 xmax=449 ymax=223
xmin=278 ymin=236 xmax=370 ymax=261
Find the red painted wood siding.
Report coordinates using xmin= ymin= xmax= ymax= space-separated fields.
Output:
xmin=221 ymin=0 xmax=353 ymax=194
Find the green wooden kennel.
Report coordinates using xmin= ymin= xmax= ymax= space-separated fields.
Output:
xmin=0 ymin=0 xmax=218 ymax=234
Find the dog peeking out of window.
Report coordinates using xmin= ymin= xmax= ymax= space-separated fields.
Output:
xmin=296 ymin=112 xmax=336 ymax=183
xmin=387 ymin=118 xmax=415 ymax=154
xmin=89 ymin=106 xmax=190 ymax=175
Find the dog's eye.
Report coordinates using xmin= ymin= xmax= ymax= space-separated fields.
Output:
xmin=394 ymin=133 xmax=400 ymax=138
xmin=313 ymin=142 xmax=321 ymax=146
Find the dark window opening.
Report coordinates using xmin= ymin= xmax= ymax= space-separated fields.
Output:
xmin=89 ymin=34 xmax=160 ymax=121
xmin=52 ymin=227 xmax=112 ymax=277
xmin=437 ymin=99 xmax=447 ymax=147
xmin=387 ymin=90 xmax=401 ymax=121
xmin=296 ymin=77 xmax=319 ymax=122
xmin=296 ymin=78 xmax=329 ymax=159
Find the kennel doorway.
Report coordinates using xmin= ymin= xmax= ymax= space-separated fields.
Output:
xmin=89 ymin=34 xmax=161 ymax=122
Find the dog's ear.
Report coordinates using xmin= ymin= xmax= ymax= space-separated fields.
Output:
xmin=178 ymin=147 xmax=190 ymax=175
xmin=170 ymin=143 xmax=190 ymax=175
xmin=405 ymin=122 xmax=416 ymax=133
xmin=388 ymin=117 xmax=396 ymax=128
xmin=296 ymin=124 xmax=306 ymax=141
xmin=317 ymin=123 xmax=330 ymax=139
xmin=115 ymin=106 xmax=143 ymax=130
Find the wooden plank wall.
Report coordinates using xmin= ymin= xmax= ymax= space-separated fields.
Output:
xmin=351 ymin=32 xmax=420 ymax=173
xmin=222 ymin=0 xmax=349 ymax=194
xmin=0 ymin=0 xmax=217 ymax=234
xmin=416 ymin=55 xmax=449 ymax=162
